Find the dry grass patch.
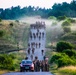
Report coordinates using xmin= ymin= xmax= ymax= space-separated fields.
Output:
xmin=58 ymin=66 xmax=76 ymax=75
xmin=0 ymin=70 xmax=9 ymax=74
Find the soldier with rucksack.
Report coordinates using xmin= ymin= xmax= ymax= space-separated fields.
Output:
xmin=33 ymin=56 xmax=40 ymax=72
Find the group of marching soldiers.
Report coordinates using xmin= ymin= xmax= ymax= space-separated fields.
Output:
xmin=33 ymin=56 xmax=49 ymax=72
xmin=30 ymin=22 xmax=45 ymax=29
xmin=27 ymin=47 xmax=44 ymax=55
xmin=30 ymin=31 xmax=44 ymax=40
xmin=28 ymin=42 xmax=41 ymax=48
xmin=27 ymin=48 xmax=44 ymax=60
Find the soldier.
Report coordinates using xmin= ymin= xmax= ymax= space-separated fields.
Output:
xmin=28 ymin=43 xmax=30 ymax=47
xmin=39 ymin=43 xmax=41 ymax=48
xmin=36 ymin=43 xmax=38 ymax=48
xmin=31 ymin=43 xmax=33 ymax=48
xmin=32 ymin=48 xmax=35 ymax=54
xmin=36 ymin=60 xmax=40 ymax=71
xmin=25 ymin=56 xmax=28 ymax=60
xmin=42 ymin=32 xmax=44 ymax=38
xmin=34 ymin=56 xmax=38 ymax=72
xmin=31 ymin=55 xmax=33 ymax=60
xmin=41 ymin=60 xmax=45 ymax=72
xmin=28 ymin=48 xmax=30 ymax=54
xmin=33 ymin=42 xmax=35 ymax=47
xmin=34 ymin=34 xmax=36 ymax=39
xmin=36 ymin=32 xmax=38 ymax=37
xmin=40 ymin=32 xmax=41 ymax=36
xmin=39 ymin=36 xmax=41 ymax=40
xmin=37 ymin=29 xmax=39 ymax=32
xmin=44 ymin=58 xmax=49 ymax=72
xmin=41 ymin=50 xmax=44 ymax=55
xmin=30 ymin=35 xmax=32 ymax=40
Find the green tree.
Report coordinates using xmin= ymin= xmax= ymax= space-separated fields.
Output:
xmin=56 ymin=41 xmax=74 ymax=52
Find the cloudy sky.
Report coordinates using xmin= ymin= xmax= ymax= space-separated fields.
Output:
xmin=0 ymin=0 xmax=72 ymax=9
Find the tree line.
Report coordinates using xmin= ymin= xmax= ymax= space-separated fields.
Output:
xmin=0 ymin=6 xmax=49 ymax=19
xmin=0 ymin=0 xmax=76 ymax=19
xmin=49 ymin=0 xmax=76 ymax=17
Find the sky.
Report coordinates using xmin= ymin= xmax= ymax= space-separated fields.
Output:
xmin=0 ymin=0 xmax=72 ymax=9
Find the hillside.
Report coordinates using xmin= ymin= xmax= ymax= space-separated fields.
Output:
xmin=0 ymin=20 xmax=29 ymax=53
xmin=0 ymin=16 xmax=76 ymax=53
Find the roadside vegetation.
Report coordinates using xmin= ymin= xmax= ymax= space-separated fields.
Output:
xmin=0 ymin=13 xmax=76 ymax=75
xmin=46 ymin=16 xmax=76 ymax=75
xmin=0 ymin=51 xmax=26 ymax=74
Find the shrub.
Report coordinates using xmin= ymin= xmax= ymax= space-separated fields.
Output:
xmin=0 ymin=54 xmax=15 ymax=70
xmin=48 ymin=16 xmax=56 ymax=20
xmin=62 ymin=49 xmax=76 ymax=58
xmin=9 ymin=54 xmax=16 ymax=59
xmin=63 ymin=26 xmax=71 ymax=33
xmin=58 ymin=57 xmax=75 ymax=67
xmin=50 ymin=53 xmax=67 ymax=63
xmin=57 ymin=15 xmax=67 ymax=21
xmin=9 ymin=22 xmax=13 ymax=27
xmin=67 ymin=18 xmax=76 ymax=23
xmin=50 ymin=53 xmax=76 ymax=68
xmin=0 ymin=30 xmax=4 ymax=37
xmin=56 ymin=41 xmax=74 ymax=52
xmin=62 ymin=20 xmax=71 ymax=27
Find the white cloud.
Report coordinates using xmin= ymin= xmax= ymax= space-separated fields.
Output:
xmin=0 ymin=0 xmax=72 ymax=9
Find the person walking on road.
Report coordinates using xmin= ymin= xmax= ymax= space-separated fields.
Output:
xmin=41 ymin=50 xmax=44 ymax=55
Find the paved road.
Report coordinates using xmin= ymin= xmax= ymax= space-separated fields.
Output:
xmin=3 ymin=72 xmax=53 ymax=75
xmin=27 ymin=25 xmax=46 ymax=60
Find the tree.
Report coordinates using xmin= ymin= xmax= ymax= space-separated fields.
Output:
xmin=56 ymin=41 xmax=74 ymax=52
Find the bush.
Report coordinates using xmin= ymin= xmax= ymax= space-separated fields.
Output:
xmin=62 ymin=49 xmax=76 ymax=58
xmin=48 ymin=16 xmax=56 ymax=20
xmin=50 ymin=53 xmax=76 ymax=68
xmin=57 ymin=15 xmax=67 ymax=21
xmin=62 ymin=20 xmax=71 ymax=27
xmin=63 ymin=26 xmax=71 ymax=33
xmin=0 ymin=30 xmax=4 ymax=37
xmin=67 ymin=18 xmax=76 ymax=23
xmin=56 ymin=41 xmax=74 ymax=52
xmin=58 ymin=57 xmax=75 ymax=67
xmin=0 ymin=54 xmax=15 ymax=70
xmin=9 ymin=22 xmax=13 ymax=27
xmin=50 ymin=53 xmax=66 ymax=63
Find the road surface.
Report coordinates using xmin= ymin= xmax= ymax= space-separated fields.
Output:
xmin=3 ymin=72 xmax=53 ymax=75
